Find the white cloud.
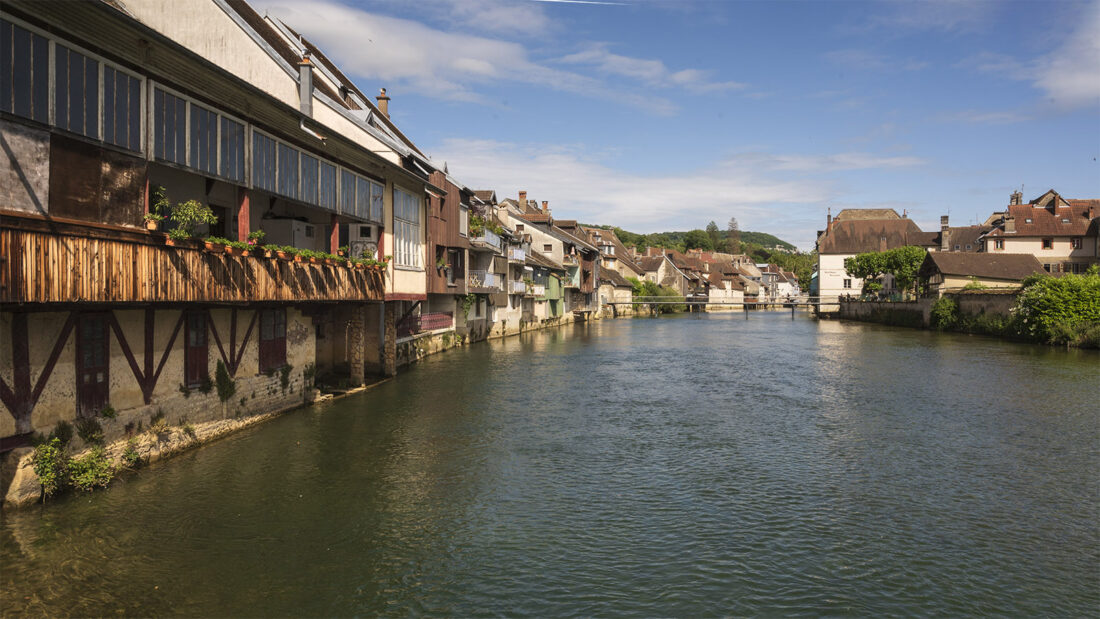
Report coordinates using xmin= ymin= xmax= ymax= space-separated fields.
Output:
xmin=937 ymin=110 xmax=1029 ymax=125
xmin=956 ymin=2 xmax=1100 ymax=109
xmin=559 ymin=44 xmax=746 ymax=93
xmin=849 ymin=0 xmax=996 ymax=34
xmin=431 ymin=139 xmax=925 ymax=249
xmin=254 ymin=0 xmax=738 ymax=114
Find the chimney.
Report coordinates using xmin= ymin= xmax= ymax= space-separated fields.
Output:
xmin=541 ymin=200 xmax=549 ymax=214
xmin=298 ymin=55 xmax=313 ymax=117
xmin=376 ymin=88 xmax=390 ymax=118
xmin=1010 ymin=190 xmax=1023 ymax=205
xmin=940 ymin=215 xmax=950 ymax=251
xmin=518 ymin=190 xmax=527 ymax=207
xmin=826 ymin=207 xmax=833 ymax=231
xmin=1004 ymin=214 xmax=1015 ymax=234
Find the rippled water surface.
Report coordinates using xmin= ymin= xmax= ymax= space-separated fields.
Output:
xmin=2 ymin=313 xmax=1098 ymax=616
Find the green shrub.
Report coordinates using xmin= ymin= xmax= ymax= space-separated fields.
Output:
xmin=69 ymin=447 xmax=114 ymax=491
xmin=149 ymin=410 xmax=169 ymax=436
xmin=280 ymin=364 xmax=293 ymax=392
xmin=121 ymin=438 xmax=142 ymax=469
xmin=182 ymin=422 xmax=196 ymax=439
xmin=99 ymin=404 xmax=116 ymax=419
xmin=1014 ymin=271 xmax=1100 ymax=343
xmin=930 ymin=297 xmax=958 ymax=330
xmin=198 ymin=374 xmax=213 ymax=395
xmin=962 ymin=278 xmax=988 ymax=290
xmin=170 ymin=199 xmax=218 ymax=237
xmin=49 ymin=420 xmax=73 ymax=447
xmin=75 ymin=417 xmax=104 ymax=445
xmin=215 ymin=360 xmax=236 ymax=403
xmin=32 ymin=438 xmax=68 ymax=498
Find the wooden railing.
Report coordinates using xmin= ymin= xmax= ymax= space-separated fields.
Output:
xmin=0 ymin=215 xmax=384 ymax=304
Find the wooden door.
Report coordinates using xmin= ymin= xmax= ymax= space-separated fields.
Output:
xmin=259 ymin=309 xmax=286 ymax=372
xmin=77 ymin=313 xmax=110 ymax=416
xmin=185 ymin=312 xmax=208 ymax=387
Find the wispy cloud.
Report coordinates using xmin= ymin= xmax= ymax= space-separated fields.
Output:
xmin=845 ymin=0 xmax=997 ymax=35
xmin=255 ymin=0 xmax=737 ymax=115
xmin=936 ymin=110 xmax=1029 ymax=125
xmin=825 ymin=49 xmax=929 ymax=72
xmin=956 ymin=2 xmax=1100 ymax=109
xmin=559 ymin=44 xmax=746 ymax=93
xmin=431 ymin=139 xmax=925 ymax=249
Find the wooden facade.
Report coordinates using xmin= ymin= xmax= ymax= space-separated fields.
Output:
xmin=1 ymin=213 xmax=384 ymax=305
xmin=426 ymin=171 xmax=470 ymax=296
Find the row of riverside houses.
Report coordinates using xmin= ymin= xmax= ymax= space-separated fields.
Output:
xmin=0 ymin=0 xmax=605 ymax=454
xmin=814 ymin=189 xmax=1100 ymax=310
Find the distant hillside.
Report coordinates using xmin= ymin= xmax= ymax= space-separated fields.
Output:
xmin=581 ymin=225 xmax=797 ymax=252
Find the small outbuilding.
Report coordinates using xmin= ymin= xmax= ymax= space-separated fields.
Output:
xmin=919 ymin=252 xmax=1046 ymax=294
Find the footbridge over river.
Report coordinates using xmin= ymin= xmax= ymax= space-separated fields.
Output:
xmin=605 ymin=296 xmax=833 ymax=316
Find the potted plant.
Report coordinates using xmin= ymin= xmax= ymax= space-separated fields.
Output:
xmin=276 ymin=246 xmax=296 ymax=261
xmin=169 ymin=199 xmax=218 ymax=241
xmin=224 ymin=240 xmax=248 ymax=257
xmin=166 ymin=227 xmax=190 ymax=246
xmin=338 ymin=245 xmax=349 ymax=258
xmin=204 ymin=236 xmax=229 ymax=252
xmin=144 ymin=185 xmax=170 ymax=231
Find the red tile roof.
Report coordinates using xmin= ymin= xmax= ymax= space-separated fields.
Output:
xmin=985 ymin=203 xmax=1094 ymax=237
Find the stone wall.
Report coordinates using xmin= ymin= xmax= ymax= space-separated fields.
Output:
xmin=952 ymin=291 xmax=1018 ymax=317
xmin=838 ymin=299 xmax=931 ymax=328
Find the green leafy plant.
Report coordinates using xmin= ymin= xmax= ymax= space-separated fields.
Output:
xmin=182 ymin=422 xmax=196 ymax=439
xmin=198 ymin=374 xmax=214 ymax=395
xmin=930 ymin=296 xmax=958 ymax=330
xmin=146 ymin=185 xmax=170 ymax=221
xmin=215 ymin=360 xmax=236 ymax=403
xmin=1014 ymin=270 xmax=1100 ymax=345
xmin=121 ymin=438 xmax=142 ymax=469
xmin=69 ymin=447 xmax=114 ymax=491
xmin=247 ymin=229 xmax=267 ymax=244
xmin=149 ymin=410 xmax=169 ymax=436
xmin=75 ymin=417 xmax=104 ymax=445
xmin=204 ymin=236 xmax=232 ymax=246
xmin=168 ymin=227 xmax=191 ymax=241
xmin=280 ymin=364 xmax=293 ymax=392
xmin=32 ymin=438 xmax=68 ymax=499
xmin=49 ymin=420 xmax=74 ymax=447
xmin=962 ymin=278 xmax=988 ymax=290
xmin=461 ymin=293 xmax=477 ymax=318
xmin=99 ymin=404 xmax=116 ymax=419
xmin=303 ymin=363 xmax=316 ymax=388
xmin=170 ymin=199 xmax=218 ymax=238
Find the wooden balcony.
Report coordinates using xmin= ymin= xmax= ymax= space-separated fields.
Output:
xmin=0 ymin=213 xmax=385 ymax=305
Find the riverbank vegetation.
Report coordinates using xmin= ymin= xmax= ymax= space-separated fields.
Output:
xmin=628 ymin=277 xmax=686 ymax=314
xmin=930 ymin=267 xmax=1100 ymax=348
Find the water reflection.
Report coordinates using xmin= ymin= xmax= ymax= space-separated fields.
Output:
xmin=2 ymin=313 xmax=1097 ymax=617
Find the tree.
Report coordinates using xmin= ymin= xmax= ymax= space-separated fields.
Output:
xmin=882 ymin=246 xmax=927 ymax=293
xmin=683 ymin=229 xmax=714 ymax=251
xmin=844 ymin=252 xmax=886 ymax=281
xmin=727 ymin=217 xmax=741 ymax=254
xmin=705 ymin=221 xmax=721 ymax=251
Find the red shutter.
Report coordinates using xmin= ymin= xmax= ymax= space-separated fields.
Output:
xmin=185 ymin=312 xmax=208 ymax=387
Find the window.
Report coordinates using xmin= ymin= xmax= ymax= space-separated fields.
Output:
xmin=369 ymin=181 xmax=384 ymax=222
xmin=259 ymin=309 xmax=286 ymax=372
xmin=340 ymin=170 xmax=357 ymax=215
xmin=544 ymin=244 xmax=553 ymax=252
xmin=102 ymin=66 xmax=140 ymax=151
xmin=55 ymin=44 xmax=99 ymax=139
xmin=1042 ymin=238 xmax=1053 ymax=250
xmin=277 ymin=143 xmax=299 ymax=199
xmin=965 ymin=244 xmax=972 ymax=250
xmin=356 ymin=177 xmax=371 ymax=220
xmin=220 ymin=117 xmax=245 ymax=182
xmin=394 ymin=187 xmax=422 ymax=268
xmin=994 ymin=238 xmax=1004 ymax=250
xmin=1025 ymin=218 xmax=1032 ymax=223
xmin=1071 ymin=238 xmax=1082 ymax=250
xmin=1 ymin=19 xmax=50 ymax=123
xmin=319 ymin=161 xmax=337 ymax=210
xmin=76 ymin=313 xmax=109 ymax=417
xmin=190 ymin=104 xmax=218 ymax=176
xmin=459 ymin=206 xmax=469 ymax=237
xmin=252 ymin=132 xmax=277 ymax=192
xmin=300 ymin=153 xmax=318 ymax=205
xmin=1043 ymin=264 xmax=1051 ymax=272
xmin=954 ymin=245 xmax=960 ymax=250
xmin=154 ymin=88 xmax=186 ymax=164
xmin=843 ymin=278 xmax=852 ymax=289
xmin=184 ymin=312 xmax=208 ymax=388
xmin=516 ymin=224 xmax=524 ymax=232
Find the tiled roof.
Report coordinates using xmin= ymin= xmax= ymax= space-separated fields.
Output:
xmin=638 ymin=256 xmax=665 ymax=272
xmin=936 ymin=225 xmax=988 ymax=251
xmin=922 ymin=252 xmax=1044 ymax=280
xmin=985 ymin=203 xmax=1095 ymax=237
xmin=526 ymin=251 xmax=565 ymax=271
xmin=599 ymin=268 xmax=633 ymax=288
xmin=473 ymin=190 xmax=496 ymax=203
xmin=817 ymin=218 xmax=932 ymax=254
xmin=834 ymin=208 xmax=901 ymax=221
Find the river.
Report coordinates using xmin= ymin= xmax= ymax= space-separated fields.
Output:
xmin=2 ymin=312 xmax=1098 ymax=616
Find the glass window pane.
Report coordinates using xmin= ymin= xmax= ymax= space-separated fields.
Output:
xmin=277 ymin=143 xmax=298 ymax=199
xmin=11 ymin=24 xmax=30 ymax=118
xmin=252 ymin=132 xmax=277 ymax=192
xmin=127 ymin=75 xmax=140 ymax=151
xmin=370 ymin=182 xmax=383 ymax=222
xmin=340 ymin=170 xmax=356 ymax=214
xmin=84 ymin=55 xmax=98 ymax=138
xmin=318 ymin=161 xmax=336 ymax=210
xmin=356 ymin=178 xmax=370 ymax=220
xmin=0 ymin=20 xmax=11 ymax=114
xmin=300 ymin=153 xmax=318 ymax=205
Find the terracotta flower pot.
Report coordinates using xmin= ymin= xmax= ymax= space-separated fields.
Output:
xmin=293 ymin=254 xmax=304 ymax=262
xmin=206 ymin=241 xmax=225 ymax=252
xmin=276 ymin=251 xmax=291 ymax=260
xmin=145 ymin=219 xmax=160 ymax=231
xmin=225 ymin=246 xmax=243 ymax=257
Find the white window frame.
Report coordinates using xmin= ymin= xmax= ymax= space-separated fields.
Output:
xmin=393 ymin=186 xmax=422 ymax=269
xmin=459 ymin=205 xmax=469 ymax=237
xmin=150 ymin=81 xmax=250 ymax=183
xmin=3 ymin=15 xmax=146 ymax=154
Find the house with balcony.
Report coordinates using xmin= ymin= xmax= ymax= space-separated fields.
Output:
xmin=0 ymin=0 xmax=434 ymax=449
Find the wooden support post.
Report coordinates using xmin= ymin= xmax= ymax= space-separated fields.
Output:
xmin=330 ymin=214 xmax=340 ymax=254
xmin=236 ymin=187 xmax=250 ymax=242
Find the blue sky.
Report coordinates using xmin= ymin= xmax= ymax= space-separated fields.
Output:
xmin=257 ymin=0 xmax=1100 ymax=250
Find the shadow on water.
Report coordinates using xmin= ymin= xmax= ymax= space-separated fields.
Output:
xmin=2 ymin=313 xmax=1098 ymax=617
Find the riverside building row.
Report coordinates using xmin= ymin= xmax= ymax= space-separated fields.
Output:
xmin=0 ymin=0 xmax=605 ymax=451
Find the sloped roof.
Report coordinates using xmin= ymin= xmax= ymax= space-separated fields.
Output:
xmin=473 ymin=190 xmax=496 ymax=203
xmin=599 ymin=268 xmax=633 ymax=288
xmin=638 ymin=256 xmax=666 ymax=272
xmin=834 ymin=208 xmax=901 ymax=221
xmin=923 ymin=252 xmax=1044 ymax=280
xmin=937 ymin=225 xmax=988 ymax=251
xmin=817 ymin=218 xmax=931 ymax=254
xmin=985 ymin=203 xmax=1095 ymax=237
xmin=527 ymin=251 xmax=565 ymax=271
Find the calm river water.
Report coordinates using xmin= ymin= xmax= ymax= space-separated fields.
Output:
xmin=2 ymin=312 xmax=1098 ymax=617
